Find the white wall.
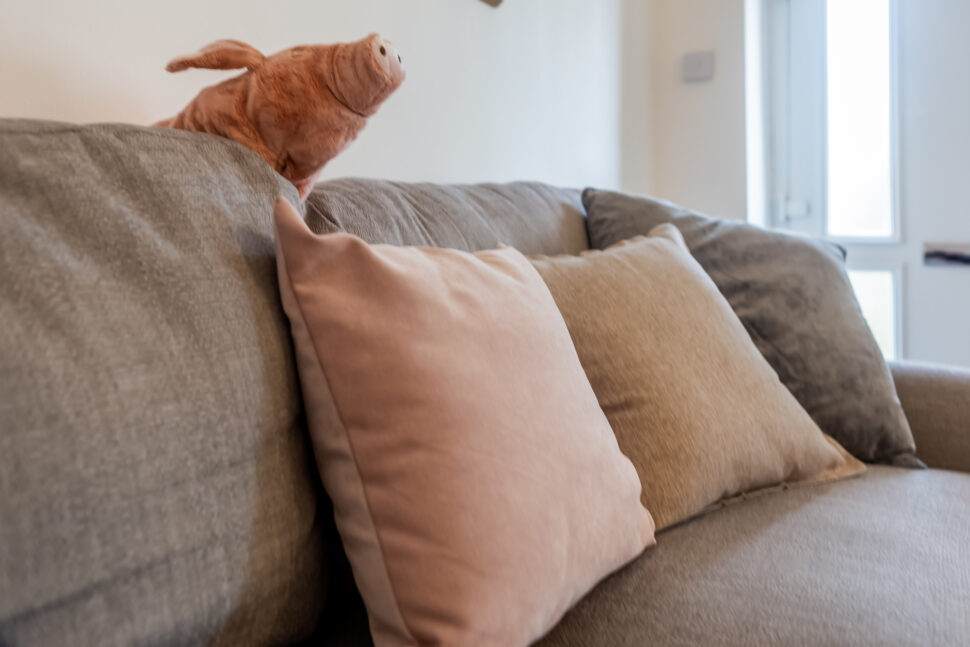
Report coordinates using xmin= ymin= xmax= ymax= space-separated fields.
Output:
xmin=636 ymin=0 xmax=748 ymax=221
xmin=618 ymin=0 xmax=655 ymax=196
xmin=0 ymin=0 xmax=623 ymax=189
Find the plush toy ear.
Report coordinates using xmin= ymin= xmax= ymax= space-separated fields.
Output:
xmin=165 ymin=40 xmax=266 ymax=73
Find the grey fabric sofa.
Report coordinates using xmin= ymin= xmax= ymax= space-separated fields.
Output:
xmin=1 ymin=120 xmax=968 ymax=647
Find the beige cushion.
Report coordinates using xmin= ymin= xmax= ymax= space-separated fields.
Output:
xmin=530 ymin=226 xmax=865 ymax=529
xmin=273 ymin=197 xmax=654 ymax=646
xmin=583 ymin=188 xmax=920 ymax=467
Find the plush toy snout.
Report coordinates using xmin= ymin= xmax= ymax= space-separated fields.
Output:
xmin=372 ymin=35 xmax=406 ymax=85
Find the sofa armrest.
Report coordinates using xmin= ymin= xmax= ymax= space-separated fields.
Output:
xmin=890 ymin=360 xmax=970 ymax=473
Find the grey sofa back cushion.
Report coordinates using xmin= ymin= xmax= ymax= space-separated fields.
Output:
xmin=0 ymin=121 xmax=327 ymax=647
xmin=583 ymin=188 xmax=921 ymax=467
xmin=305 ymin=178 xmax=589 ymax=254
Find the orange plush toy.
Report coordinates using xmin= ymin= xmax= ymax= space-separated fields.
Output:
xmin=156 ymin=34 xmax=405 ymax=199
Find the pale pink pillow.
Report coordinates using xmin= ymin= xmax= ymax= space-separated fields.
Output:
xmin=273 ymin=197 xmax=654 ymax=647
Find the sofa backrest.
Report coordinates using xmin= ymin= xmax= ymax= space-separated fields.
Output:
xmin=0 ymin=121 xmax=327 ymax=647
xmin=305 ymin=177 xmax=588 ymax=254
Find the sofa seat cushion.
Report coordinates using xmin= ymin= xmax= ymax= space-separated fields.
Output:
xmin=538 ymin=466 xmax=970 ymax=647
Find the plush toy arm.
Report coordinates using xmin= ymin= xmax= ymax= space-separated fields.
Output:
xmin=166 ymin=39 xmax=266 ymax=73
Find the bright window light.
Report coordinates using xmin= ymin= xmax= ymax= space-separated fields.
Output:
xmin=826 ymin=0 xmax=894 ymax=238
xmin=848 ymin=269 xmax=897 ymax=360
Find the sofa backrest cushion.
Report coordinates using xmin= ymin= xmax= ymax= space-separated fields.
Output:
xmin=0 ymin=121 xmax=327 ymax=646
xmin=305 ymin=178 xmax=589 ymax=254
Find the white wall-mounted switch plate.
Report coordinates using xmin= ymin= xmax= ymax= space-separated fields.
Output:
xmin=682 ymin=51 xmax=715 ymax=83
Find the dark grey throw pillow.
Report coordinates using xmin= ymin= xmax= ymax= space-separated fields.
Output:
xmin=583 ymin=187 xmax=922 ymax=467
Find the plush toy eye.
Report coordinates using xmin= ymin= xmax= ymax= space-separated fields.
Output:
xmin=380 ymin=46 xmax=386 ymax=56
xmin=398 ymin=54 xmax=402 ymax=62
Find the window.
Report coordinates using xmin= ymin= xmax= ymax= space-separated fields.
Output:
xmin=847 ymin=269 xmax=899 ymax=360
xmin=825 ymin=0 xmax=894 ymax=238
xmin=757 ymin=0 xmax=903 ymax=358
xmin=764 ymin=0 xmax=897 ymax=239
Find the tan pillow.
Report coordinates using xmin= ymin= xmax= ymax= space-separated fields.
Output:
xmin=273 ymin=197 xmax=654 ymax=647
xmin=530 ymin=226 xmax=865 ymax=530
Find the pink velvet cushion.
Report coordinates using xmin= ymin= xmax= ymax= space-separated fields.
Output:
xmin=273 ymin=197 xmax=654 ymax=647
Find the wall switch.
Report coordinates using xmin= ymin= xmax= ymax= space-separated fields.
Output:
xmin=682 ymin=51 xmax=715 ymax=83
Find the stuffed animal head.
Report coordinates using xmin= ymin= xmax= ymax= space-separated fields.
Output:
xmin=327 ymin=33 xmax=406 ymax=117
xmin=159 ymin=34 xmax=405 ymax=199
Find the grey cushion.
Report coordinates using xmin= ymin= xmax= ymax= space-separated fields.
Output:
xmin=538 ymin=466 xmax=970 ymax=647
xmin=583 ymin=188 xmax=921 ymax=467
xmin=0 ymin=120 xmax=326 ymax=646
xmin=305 ymin=178 xmax=589 ymax=254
